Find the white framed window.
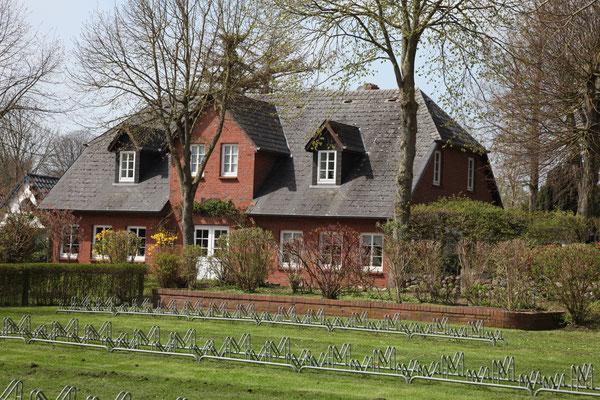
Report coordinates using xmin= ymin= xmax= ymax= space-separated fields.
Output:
xmin=467 ymin=157 xmax=475 ymax=191
xmin=317 ymin=150 xmax=337 ymax=184
xmin=92 ymin=225 xmax=112 ymax=259
xmin=128 ymin=226 xmax=147 ymax=261
xmin=119 ymin=151 xmax=136 ymax=182
xmin=280 ymin=231 xmax=303 ymax=268
xmin=194 ymin=225 xmax=230 ymax=257
xmin=319 ymin=231 xmax=343 ymax=268
xmin=433 ymin=150 xmax=441 ymax=186
xmin=60 ymin=225 xmax=80 ymax=259
xmin=221 ymin=144 xmax=238 ymax=177
xmin=191 ymin=144 xmax=206 ymax=177
xmin=361 ymin=233 xmax=383 ymax=272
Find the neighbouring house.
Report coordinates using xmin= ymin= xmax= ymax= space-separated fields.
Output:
xmin=1 ymin=173 xmax=60 ymax=218
xmin=40 ymin=87 xmax=501 ymax=286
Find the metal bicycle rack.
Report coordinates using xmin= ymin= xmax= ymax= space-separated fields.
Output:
xmin=2 ymin=316 xmax=599 ymax=397
xmin=1 ymin=380 xmax=187 ymax=400
xmin=57 ymin=297 xmax=507 ymax=346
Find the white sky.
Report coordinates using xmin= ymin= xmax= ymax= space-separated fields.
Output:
xmin=24 ymin=0 xmax=441 ymax=133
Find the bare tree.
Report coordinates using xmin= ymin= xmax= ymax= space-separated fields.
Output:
xmin=0 ymin=0 xmax=60 ymax=119
xmin=44 ymin=130 xmax=93 ymax=177
xmin=0 ymin=107 xmax=55 ymax=190
xmin=277 ymin=0 xmax=518 ymax=233
xmin=74 ymin=0 xmax=314 ymax=245
xmin=483 ymin=0 xmax=600 ymax=217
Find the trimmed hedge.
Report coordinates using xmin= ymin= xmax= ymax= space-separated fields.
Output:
xmin=0 ymin=263 xmax=147 ymax=306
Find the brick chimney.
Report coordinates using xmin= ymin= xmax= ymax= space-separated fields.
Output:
xmin=357 ymin=83 xmax=380 ymax=90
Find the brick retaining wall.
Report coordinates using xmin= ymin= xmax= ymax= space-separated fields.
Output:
xmin=153 ymin=289 xmax=564 ymax=330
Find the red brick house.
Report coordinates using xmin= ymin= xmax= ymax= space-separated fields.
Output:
xmin=40 ymin=88 xmax=501 ymax=285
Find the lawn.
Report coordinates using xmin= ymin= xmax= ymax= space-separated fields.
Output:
xmin=1 ymin=306 xmax=599 ymax=399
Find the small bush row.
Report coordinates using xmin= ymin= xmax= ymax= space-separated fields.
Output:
xmin=0 ymin=263 xmax=147 ymax=306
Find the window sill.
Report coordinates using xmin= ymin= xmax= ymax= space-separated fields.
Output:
xmin=309 ymin=184 xmax=339 ymax=189
xmin=219 ymin=176 xmax=238 ymax=180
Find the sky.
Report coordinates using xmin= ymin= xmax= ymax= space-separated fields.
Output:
xmin=23 ymin=0 xmax=441 ymax=134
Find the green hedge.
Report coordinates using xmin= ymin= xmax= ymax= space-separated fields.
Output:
xmin=0 ymin=263 xmax=147 ymax=306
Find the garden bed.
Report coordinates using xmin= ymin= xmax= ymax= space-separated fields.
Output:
xmin=153 ymin=288 xmax=564 ymax=330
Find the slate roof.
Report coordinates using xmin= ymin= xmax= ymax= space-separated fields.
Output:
xmin=229 ymin=96 xmax=289 ymax=155
xmin=39 ymin=131 xmax=170 ymax=213
xmin=1 ymin=173 xmax=59 ymax=209
xmin=247 ymin=89 xmax=487 ymax=219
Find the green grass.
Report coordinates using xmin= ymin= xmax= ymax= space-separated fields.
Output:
xmin=1 ymin=307 xmax=599 ymax=399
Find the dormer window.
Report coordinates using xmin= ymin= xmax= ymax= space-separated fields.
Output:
xmin=191 ymin=144 xmax=206 ymax=177
xmin=306 ymin=120 xmax=365 ymax=187
xmin=119 ymin=151 xmax=136 ymax=182
xmin=318 ymin=150 xmax=337 ymax=184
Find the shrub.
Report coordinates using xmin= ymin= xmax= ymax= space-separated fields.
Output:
xmin=456 ymin=240 xmax=493 ymax=305
xmin=382 ymin=225 xmax=417 ymax=303
xmin=0 ymin=263 xmax=147 ymax=306
xmin=0 ymin=212 xmax=45 ymax=263
xmin=146 ymin=230 xmax=178 ymax=255
xmin=92 ymin=229 xmax=141 ymax=263
xmin=532 ymin=244 xmax=600 ymax=324
xmin=212 ymin=227 xmax=276 ymax=292
xmin=284 ymin=224 xmax=369 ymax=299
xmin=153 ymin=251 xmax=182 ymax=288
xmin=412 ymin=240 xmax=456 ymax=304
xmin=180 ymin=245 xmax=204 ymax=288
xmin=490 ymin=239 xmax=535 ymax=310
xmin=280 ymin=236 xmax=305 ymax=293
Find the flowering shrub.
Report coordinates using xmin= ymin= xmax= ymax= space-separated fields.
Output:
xmin=147 ymin=231 xmax=178 ymax=255
xmin=92 ymin=229 xmax=141 ymax=264
xmin=531 ymin=243 xmax=600 ymax=324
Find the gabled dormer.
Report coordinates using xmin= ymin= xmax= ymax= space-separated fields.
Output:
xmin=107 ymin=124 xmax=165 ymax=184
xmin=305 ymin=120 xmax=366 ymax=186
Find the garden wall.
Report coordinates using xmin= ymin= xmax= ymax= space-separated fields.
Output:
xmin=153 ymin=289 xmax=564 ymax=330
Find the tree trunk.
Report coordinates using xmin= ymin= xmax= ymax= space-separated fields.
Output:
xmin=577 ymin=67 xmax=600 ymax=218
xmin=528 ymin=153 xmax=539 ymax=211
xmin=392 ymin=37 xmax=419 ymax=238
xmin=180 ymin=182 xmax=196 ymax=246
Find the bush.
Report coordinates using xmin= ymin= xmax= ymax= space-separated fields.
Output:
xmin=490 ymin=239 xmax=535 ymax=310
xmin=0 ymin=212 xmax=45 ymax=263
xmin=382 ymin=225 xmax=417 ymax=303
xmin=412 ymin=240 xmax=456 ymax=304
xmin=284 ymin=224 xmax=370 ymax=299
xmin=0 ymin=263 xmax=147 ymax=306
xmin=456 ymin=240 xmax=493 ymax=305
xmin=212 ymin=227 xmax=276 ymax=292
xmin=532 ymin=244 xmax=600 ymax=324
xmin=92 ymin=229 xmax=141 ymax=263
xmin=153 ymin=251 xmax=182 ymax=288
xmin=180 ymin=245 xmax=204 ymax=288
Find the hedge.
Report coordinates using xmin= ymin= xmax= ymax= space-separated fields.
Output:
xmin=0 ymin=263 xmax=147 ymax=306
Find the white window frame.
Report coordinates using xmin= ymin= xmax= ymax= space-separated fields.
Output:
xmin=128 ymin=226 xmax=147 ymax=262
xmin=59 ymin=224 xmax=80 ymax=259
xmin=319 ymin=231 xmax=343 ymax=269
xmin=280 ymin=230 xmax=303 ymax=269
xmin=317 ymin=150 xmax=337 ymax=184
xmin=467 ymin=157 xmax=475 ymax=192
xmin=92 ymin=225 xmax=112 ymax=259
xmin=119 ymin=151 xmax=136 ymax=182
xmin=221 ymin=144 xmax=238 ymax=177
xmin=433 ymin=150 xmax=441 ymax=186
xmin=191 ymin=144 xmax=206 ymax=177
xmin=361 ymin=233 xmax=384 ymax=272
xmin=194 ymin=225 xmax=230 ymax=258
